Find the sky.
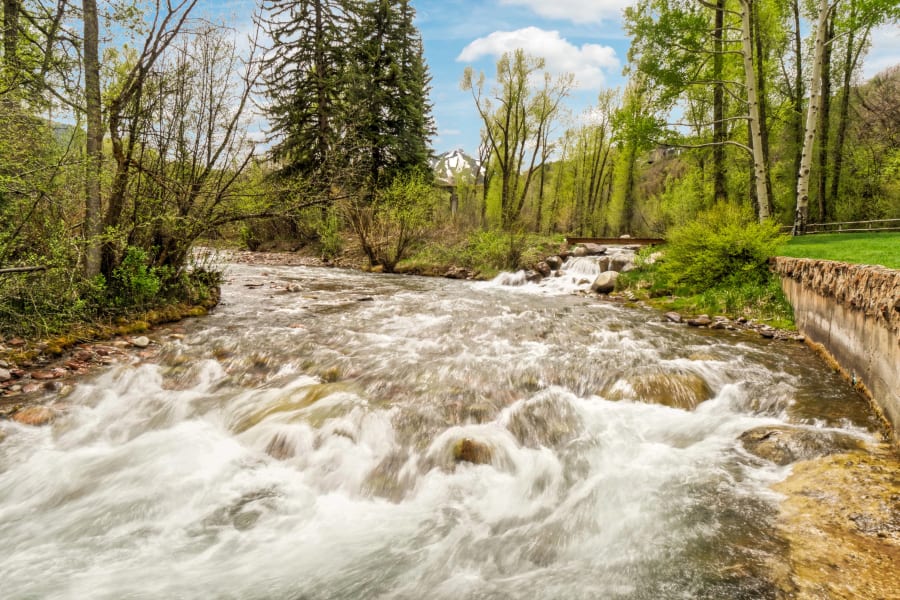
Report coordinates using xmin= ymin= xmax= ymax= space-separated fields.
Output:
xmin=211 ymin=0 xmax=899 ymax=157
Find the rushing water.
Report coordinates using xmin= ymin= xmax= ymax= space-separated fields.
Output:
xmin=0 ymin=257 xmax=883 ymax=599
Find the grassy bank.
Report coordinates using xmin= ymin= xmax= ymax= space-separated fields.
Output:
xmin=617 ymin=256 xmax=796 ymax=329
xmin=777 ymin=232 xmax=900 ymax=268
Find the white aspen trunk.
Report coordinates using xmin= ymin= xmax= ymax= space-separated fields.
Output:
xmin=794 ymin=0 xmax=833 ymax=234
xmin=739 ymin=0 xmax=771 ymax=221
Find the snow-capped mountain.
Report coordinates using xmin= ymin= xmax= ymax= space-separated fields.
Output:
xmin=431 ymin=148 xmax=482 ymax=186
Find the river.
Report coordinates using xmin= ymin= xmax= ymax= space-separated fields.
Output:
xmin=0 ymin=257 xmax=886 ymax=599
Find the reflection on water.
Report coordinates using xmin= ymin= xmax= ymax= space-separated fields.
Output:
xmin=0 ymin=259 xmax=883 ymax=599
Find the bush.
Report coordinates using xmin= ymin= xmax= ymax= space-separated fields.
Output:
xmin=659 ymin=202 xmax=788 ymax=292
xmin=109 ymin=246 xmax=162 ymax=307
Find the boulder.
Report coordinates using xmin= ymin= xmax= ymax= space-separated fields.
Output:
xmin=739 ymin=425 xmax=867 ymax=466
xmin=596 ymin=256 xmax=611 ymax=272
xmin=665 ymin=312 xmax=682 ymax=323
xmin=687 ymin=315 xmax=712 ymax=327
xmin=573 ymin=246 xmax=588 ymax=257
xmin=444 ymin=266 xmax=470 ymax=279
xmin=609 ymin=254 xmax=635 ymax=272
xmin=131 ymin=336 xmax=151 ymax=348
xmin=12 ymin=406 xmax=56 ymax=426
xmin=545 ymin=255 xmax=563 ymax=270
xmin=582 ymin=243 xmax=607 ymax=255
xmin=535 ymin=261 xmax=552 ymax=277
xmin=453 ymin=438 xmax=492 ymax=465
xmin=525 ymin=270 xmax=543 ymax=283
xmin=605 ymin=371 xmax=714 ymax=410
xmin=590 ymin=271 xmax=619 ymax=294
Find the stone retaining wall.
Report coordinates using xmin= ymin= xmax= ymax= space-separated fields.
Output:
xmin=772 ymin=257 xmax=900 ymax=444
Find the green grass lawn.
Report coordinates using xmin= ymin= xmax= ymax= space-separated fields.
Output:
xmin=778 ymin=232 xmax=900 ymax=269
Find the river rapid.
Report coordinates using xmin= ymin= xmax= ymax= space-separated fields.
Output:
xmin=0 ymin=257 xmax=885 ymax=599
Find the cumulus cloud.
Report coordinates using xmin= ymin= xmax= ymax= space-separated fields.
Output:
xmin=499 ymin=0 xmax=632 ymax=24
xmin=457 ymin=27 xmax=619 ymax=88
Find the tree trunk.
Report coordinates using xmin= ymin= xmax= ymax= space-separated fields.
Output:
xmin=794 ymin=0 xmax=832 ymax=235
xmin=830 ymin=22 xmax=866 ymax=216
xmin=790 ymin=0 xmax=804 ymax=204
xmin=713 ymin=0 xmax=727 ymax=203
xmin=2 ymin=0 xmax=19 ymax=70
xmin=83 ymin=0 xmax=103 ymax=278
xmin=739 ymin=0 xmax=770 ymax=221
xmin=815 ymin=16 xmax=834 ymax=222
xmin=752 ymin=0 xmax=774 ymax=217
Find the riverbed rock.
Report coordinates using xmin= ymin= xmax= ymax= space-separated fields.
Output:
xmin=535 ymin=261 xmax=552 ymax=277
xmin=582 ymin=244 xmax=607 ymax=255
xmin=738 ymin=425 xmax=867 ymax=466
xmin=525 ymin=270 xmax=543 ymax=283
xmin=590 ymin=271 xmax=619 ymax=294
xmin=573 ymin=246 xmax=588 ymax=257
xmin=665 ymin=312 xmax=682 ymax=323
xmin=0 ymin=368 xmax=10 ymax=382
xmin=453 ymin=438 xmax=492 ymax=465
xmin=604 ymin=371 xmax=714 ymax=410
xmin=609 ymin=254 xmax=635 ymax=272
xmin=131 ymin=336 xmax=151 ymax=348
xmin=771 ymin=447 xmax=900 ymax=599
xmin=12 ymin=406 xmax=56 ymax=426
xmin=687 ymin=315 xmax=712 ymax=327
xmin=507 ymin=395 xmax=582 ymax=449
xmin=545 ymin=255 xmax=563 ymax=270
xmin=444 ymin=266 xmax=470 ymax=279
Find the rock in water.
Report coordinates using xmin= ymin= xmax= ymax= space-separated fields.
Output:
xmin=590 ymin=271 xmax=619 ymax=294
xmin=131 ymin=336 xmax=151 ymax=348
xmin=665 ymin=312 xmax=682 ymax=323
xmin=687 ymin=315 xmax=712 ymax=327
xmin=545 ymin=255 xmax=563 ymax=270
xmin=535 ymin=261 xmax=552 ymax=277
xmin=12 ymin=406 xmax=56 ymax=426
xmin=453 ymin=438 xmax=492 ymax=465
xmin=738 ymin=425 xmax=867 ymax=466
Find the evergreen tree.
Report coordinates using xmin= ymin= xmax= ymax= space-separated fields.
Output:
xmin=345 ymin=0 xmax=434 ymax=192
xmin=259 ymin=0 xmax=350 ymax=181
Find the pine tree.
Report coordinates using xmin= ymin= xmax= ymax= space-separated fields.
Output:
xmin=260 ymin=0 xmax=350 ymax=181
xmin=344 ymin=0 xmax=434 ymax=192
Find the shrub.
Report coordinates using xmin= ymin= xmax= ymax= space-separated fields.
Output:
xmin=109 ymin=246 xmax=162 ymax=307
xmin=659 ymin=202 xmax=788 ymax=292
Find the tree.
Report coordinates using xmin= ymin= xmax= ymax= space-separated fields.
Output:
xmin=461 ymin=49 xmax=571 ymax=229
xmin=345 ymin=0 xmax=434 ymax=192
xmin=82 ymin=0 xmax=102 ymax=277
xmin=259 ymin=0 xmax=349 ymax=184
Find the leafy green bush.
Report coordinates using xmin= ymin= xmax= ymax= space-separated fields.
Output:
xmin=659 ymin=202 xmax=788 ymax=292
xmin=110 ymin=246 xmax=162 ymax=307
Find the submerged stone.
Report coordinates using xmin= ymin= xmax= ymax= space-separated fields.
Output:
xmin=605 ymin=371 xmax=714 ymax=410
xmin=453 ymin=438 xmax=492 ymax=465
xmin=738 ymin=425 xmax=867 ymax=466
xmin=12 ymin=406 xmax=56 ymax=426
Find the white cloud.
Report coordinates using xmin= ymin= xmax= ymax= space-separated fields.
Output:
xmin=457 ymin=27 xmax=619 ymax=88
xmin=862 ymin=25 xmax=900 ymax=79
xmin=499 ymin=0 xmax=632 ymax=24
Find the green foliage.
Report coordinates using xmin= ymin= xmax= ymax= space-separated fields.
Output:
xmin=315 ymin=207 xmax=343 ymax=260
xmin=343 ymin=171 xmax=436 ymax=272
xmin=109 ymin=246 xmax=162 ymax=307
xmin=659 ymin=202 xmax=788 ymax=291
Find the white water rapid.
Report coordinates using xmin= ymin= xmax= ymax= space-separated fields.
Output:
xmin=0 ymin=259 xmax=883 ymax=599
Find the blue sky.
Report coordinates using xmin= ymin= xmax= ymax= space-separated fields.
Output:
xmin=210 ymin=0 xmax=899 ymax=156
